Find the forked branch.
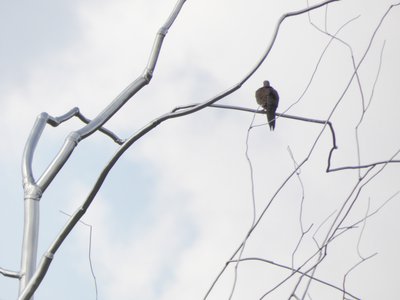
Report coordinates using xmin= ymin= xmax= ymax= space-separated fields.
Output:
xmin=18 ymin=1 xmax=187 ymax=299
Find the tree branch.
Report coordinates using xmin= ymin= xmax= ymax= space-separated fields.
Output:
xmin=17 ymin=1 xmax=187 ymax=299
xmin=0 ymin=267 xmax=20 ymax=279
xmin=47 ymin=107 xmax=125 ymax=145
xmin=226 ymin=257 xmax=360 ymax=300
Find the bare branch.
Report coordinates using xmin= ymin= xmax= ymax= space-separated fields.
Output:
xmin=292 ymin=167 xmax=398 ymax=294
xmin=12 ymin=1 xmax=400 ymax=299
xmin=357 ymin=198 xmax=371 ymax=259
xmin=226 ymin=113 xmax=259 ymax=300
xmin=163 ymin=0 xmax=341 ymax=122
xmin=304 ymin=3 xmax=400 ymax=176
xmin=13 ymin=2 xmax=340 ymax=299
xmin=0 ymin=267 xmax=20 ymax=279
xmin=332 ymin=191 xmax=400 ymax=242
xmin=18 ymin=1 xmax=187 ymax=299
xmin=183 ymin=100 xmax=400 ymax=174
xmin=226 ymin=257 xmax=360 ymax=300
xmin=60 ymin=211 xmax=98 ymax=300
xmin=279 ymin=13 xmax=360 ymax=116
xmin=233 ymin=4 xmax=400 ymax=291
xmin=328 ymin=159 xmax=400 ymax=172
xmin=366 ymin=41 xmax=386 ymax=111
xmin=341 ymin=199 xmax=376 ymax=298
xmin=72 ymin=109 xmax=125 ymax=145
xmin=173 ymin=103 xmax=339 ymax=154
xmin=298 ymin=148 xmax=400 ymax=297
xmin=342 ymin=253 xmax=377 ymax=299
xmin=329 ymin=148 xmax=400 ymax=242
xmin=312 ymin=210 xmax=337 ymax=249
xmin=354 ymin=40 xmax=386 ymax=177
xmin=287 ymin=146 xmax=313 ymax=270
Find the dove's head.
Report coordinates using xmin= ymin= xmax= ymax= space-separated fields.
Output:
xmin=263 ymin=80 xmax=270 ymax=87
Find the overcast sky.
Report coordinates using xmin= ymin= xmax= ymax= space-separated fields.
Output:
xmin=1 ymin=0 xmax=399 ymax=299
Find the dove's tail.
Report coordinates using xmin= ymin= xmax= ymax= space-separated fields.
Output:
xmin=266 ymin=110 xmax=276 ymax=131
xmin=268 ymin=119 xmax=275 ymax=130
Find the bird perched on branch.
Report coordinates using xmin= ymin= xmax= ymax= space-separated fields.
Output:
xmin=255 ymin=80 xmax=280 ymax=130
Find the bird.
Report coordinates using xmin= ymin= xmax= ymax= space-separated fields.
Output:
xmin=255 ymin=80 xmax=280 ymax=130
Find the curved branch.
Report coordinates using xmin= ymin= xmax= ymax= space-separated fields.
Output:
xmin=226 ymin=258 xmax=360 ymax=300
xmin=19 ymin=2 xmax=340 ymax=299
xmin=48 ymin=107 xmax=125 ymax=144
xmin=0 ymin=267 xmax=20 ymax=279
xmin=75 ymin=0 xmax=187 ymax=139
xmin=278 ymin=14 xmax=360 ymax=118
xmin=204 ymin=3 xmax=399 ymax=297
xmin=174 ymin=103 xmax=338 ymax=151
xmin=22 ymin=113 xmax=49 ymax=188
xmin=18 ymin=1 xmax=187 ymax=299
xmin=177 ymin=102 xmax=400 ymax=172
xmin=26 ymin=0 xmax=186 ymax=193
xmin=165 ymin=0 xmax=340 ymax=121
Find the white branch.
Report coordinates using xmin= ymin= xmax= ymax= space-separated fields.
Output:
xmin=17 ymin=1 xmax=187 ymax=299
xmin=0 ymin=267 xmax=20 ymax=279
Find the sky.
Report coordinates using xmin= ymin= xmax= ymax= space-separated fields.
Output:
xmin=0 ymin=0 xmax=399 ymax=299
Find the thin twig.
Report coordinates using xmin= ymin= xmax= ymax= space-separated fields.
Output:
xmin=354 ymin=41 xmax=386 ymax=178
xmin=60 ymin=211 xmax=98 ymax=300
xmin=333 ymin=190 xmax=400 ymax=241
xmin=329 ymin=148 xmax=400 ymax=243
xmin=273 ymin=14 xmax=360 ymax=124
xmin=190 ymin=103 xmax=400 ymax=171
xmin=165 ymin=0 xmax=341 ymax=124
xmin=366 ymin=41 xmax=386 ymax=111
xmin=292 ymin=9 xmax=400 ymax=294
xmin=226 ymin=257 xmax=360 ymax=299
xmin=342 ymin=253 xmax=377 ymax=299
xmin=357 ymin=198 xmax=370 ymax=259
xmin=341 ymin=198 xmax=375 ymax=299
xmin=227 ymin=113 xmax=259 ymax=300
xmin=300 ymin=148 xmax=400 ymax=297
xmin=297 ymin=168 xmax=374 ymax=297
xmin=287 ymin=146 xmax=313 ymax=270
xmin=312 ymin=210 xmax=337 ymax=249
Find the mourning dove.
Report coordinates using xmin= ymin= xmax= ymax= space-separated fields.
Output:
xmin=255 ymin=80 xmax=279 ymax=130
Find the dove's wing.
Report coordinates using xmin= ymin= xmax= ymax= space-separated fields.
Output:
xmin=255 ymin=87 xmax=268 ymax=108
